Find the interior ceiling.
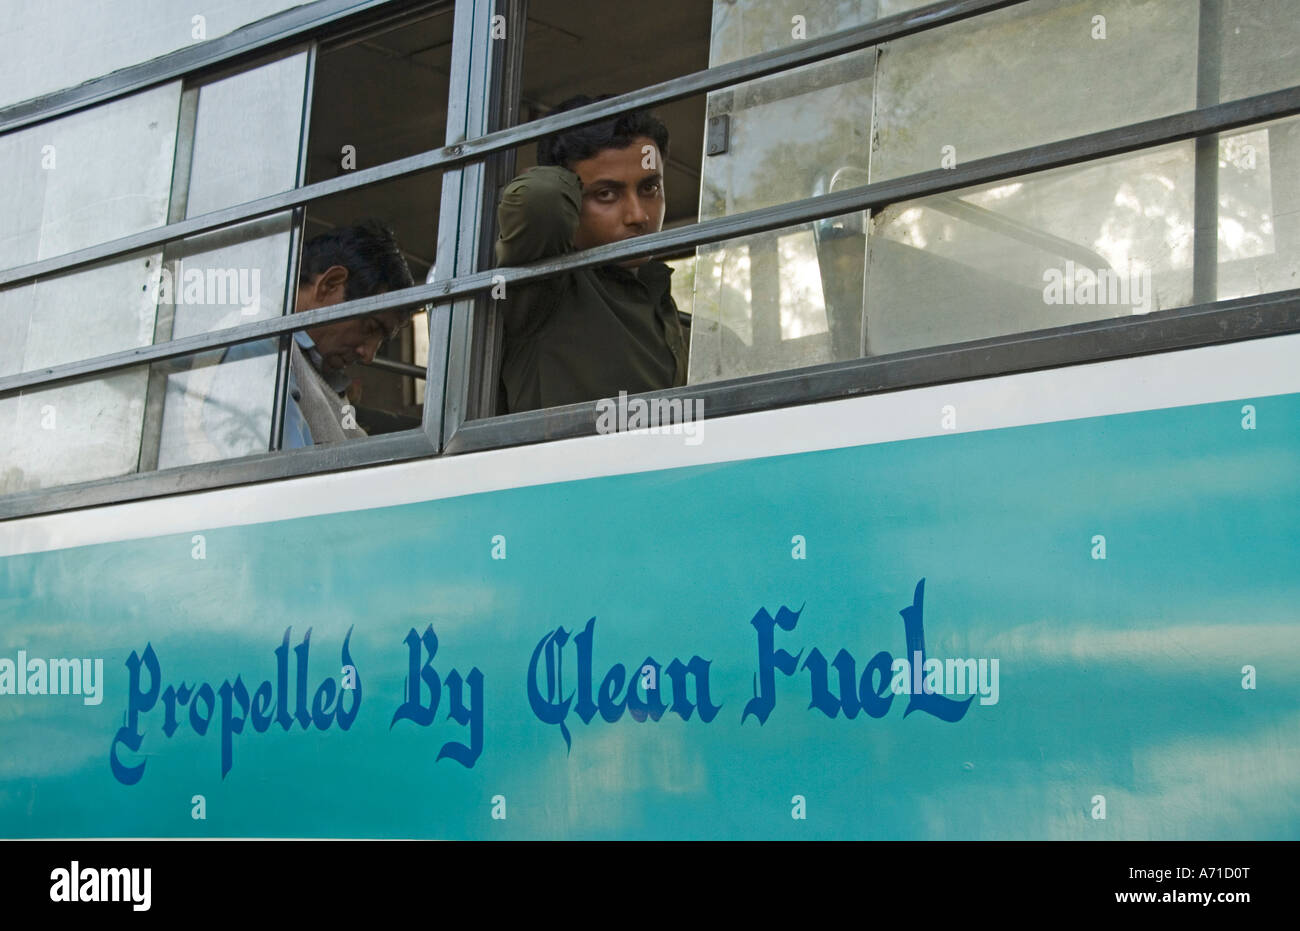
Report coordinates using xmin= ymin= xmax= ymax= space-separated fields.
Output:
xmin=305 ymin=0 xmax=713 ymax=280
xmin=515 ymin=0 xmax=712 ymax=235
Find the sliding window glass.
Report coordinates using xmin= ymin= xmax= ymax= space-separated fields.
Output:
xmin=0 ymin=84 xmax=181 ymax=493
xmin=689 ymin=0 xmax=1300 ymax=382
xmin=1 ymin=47 xmax=311 ymax=490
xmin=148 ymin=52 xmax=310 ymax=469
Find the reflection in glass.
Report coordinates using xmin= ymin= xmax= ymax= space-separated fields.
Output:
xmin=689 ymin=0 xmax=1300 ymax=385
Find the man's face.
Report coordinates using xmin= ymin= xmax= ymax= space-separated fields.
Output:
xmin=295 ymin=265 xmax=406 ymax=373
xmin=570 ymin=136 xmax=666 ymax=267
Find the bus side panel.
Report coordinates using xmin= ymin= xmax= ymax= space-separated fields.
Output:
xmin=0 ymin=392 xmax=1296 ymax=839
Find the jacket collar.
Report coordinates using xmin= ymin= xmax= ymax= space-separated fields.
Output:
xmin=293 ymin=330 xmax=352 ymax=394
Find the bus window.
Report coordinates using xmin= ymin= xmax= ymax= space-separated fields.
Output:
xmin=469 ymin=0 xmax=1299 ymax=410
xmin=2 ymin=6 xmax=457 ymax=495
xmin=473 ymin=0 xmax=710 ymax=417
xmin=687 ymin=0 xmax=1300 ymax=383
xmin=298 ymin=6 xmax=455 ymax=436
xmin=3 ymin=0 xmax=1296 ymax=511
xmin=0 ymin=84 xmax=180 ymax=494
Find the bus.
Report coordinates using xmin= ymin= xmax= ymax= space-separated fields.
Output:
xmin=1 ymin=0 xmax=1297 ymax=841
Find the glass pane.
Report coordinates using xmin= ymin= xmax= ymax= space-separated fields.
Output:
xmin=0 ymin=370 xmax=151 ymax=495
xmin=691 ymin=0 xmax=876 ymax=384
xmin=870 ymin=0 xmax=1195 ymax=183
xmin=412 ymin=309 xmax=430 ymax=400
xmin=1217 ymin=0 xmax=1300 ymax=103
xmin=689 ymin=0 xmax=1300 ymax=384
xmin=150 ymin=217 xmax=294 ymax=469
xmin=0 ymin=254 xmax=164 ymax=375
xmin=0 ymin=340 xmax=279 ymax=495
xmin=0 ymin=83 xmax=180 ymax=491
xmin=184 ymin=53 xmax=308 ymax=215
xmin=0 ymin=0 xmax=310 ymax=109
xmin=151 ymin=53 xmax=309 ymax=468
xmin=0 ymin=82 xmax=180 ymax=269
xmin=665 ymin=255 xmax=697 ymax=314
xmin=688 ymin=210 xmax=866 ymax=382
xmin=0 ymin=254 xmax=161 ymax=494
xmin=865 ymin=144 xmax=1194 ymax=356
xmin=1216 ymin=118 xmax=1300 ymax=301
xmin=707 ymin=0 xmax=924 ymax=66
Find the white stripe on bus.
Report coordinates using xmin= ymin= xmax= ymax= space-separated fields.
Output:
xmin=2 ymin=331 xmax=1297 ymax=558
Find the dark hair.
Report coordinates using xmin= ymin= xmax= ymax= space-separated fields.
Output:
xmin=298 ymin=220 xmax=415 ymax=303
xmin=536 ymin=94 xmax=670 ymax=170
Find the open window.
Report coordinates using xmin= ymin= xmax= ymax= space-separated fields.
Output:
xmin=453 ymin=0 xmax=711 ymax=420
xmin=301 ymin=5 xmax=455 ymax=434
xmin=464 ymin=0 xmax=1300 ymax=425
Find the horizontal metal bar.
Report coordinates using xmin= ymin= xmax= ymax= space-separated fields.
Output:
xmin=365 ymin=356 xmax=427 ymax=378
xmin=0 ymin=0 xmax=1030 ymax=289
xmin=0 ymin=0 xmax=398 ymax=135
xmin=0 ymin=429 xmax=438 ymax=522
xmin=5 ymin=83 xmax=1298 ymax=398
xmin=443 ymin=288 xmax=1300 ymax=455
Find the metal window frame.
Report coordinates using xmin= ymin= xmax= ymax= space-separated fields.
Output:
xmin=0 ymin=0 xmax=459 ymax=521
xmin=6 ymin=83 xmax=1298 ymax=399
xmin=270 ymin=40 xmax=321 ymax=454
xmin=2 ymin=0 xmax=1299 ymax=520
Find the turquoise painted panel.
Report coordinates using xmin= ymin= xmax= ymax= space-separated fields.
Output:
xmin=1 ymin=394 xmax=1297 ymax=839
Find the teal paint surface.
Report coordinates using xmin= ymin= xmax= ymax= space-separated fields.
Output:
xmin=1 ymin=395 xmax=1297 ymax=839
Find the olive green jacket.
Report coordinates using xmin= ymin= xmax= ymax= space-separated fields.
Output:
xmin=494 ymin=165 xmax=688 ymax=413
